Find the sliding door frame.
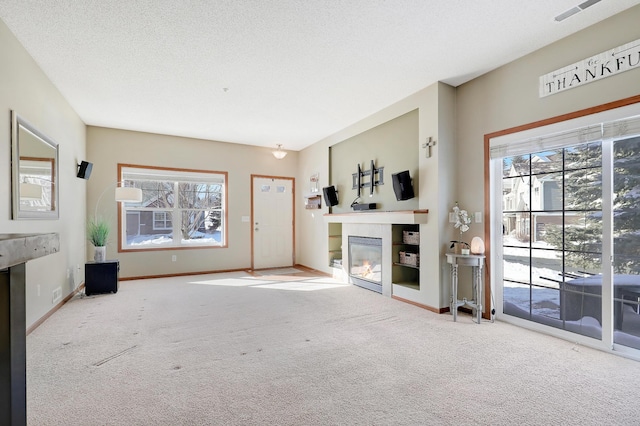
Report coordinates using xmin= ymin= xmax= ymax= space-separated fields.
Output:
xmin=483 ymin=94 xmax=640 ymax=352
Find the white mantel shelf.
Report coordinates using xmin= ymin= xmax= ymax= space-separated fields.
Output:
xmin=324 ymin=209 xmax=429 ymax=224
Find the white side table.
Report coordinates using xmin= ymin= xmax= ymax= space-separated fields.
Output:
xmin=446 ymin=253 xmax=485 ymax=324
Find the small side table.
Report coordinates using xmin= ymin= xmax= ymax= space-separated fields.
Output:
xmin=446 ymin=253 xmax=485 ymax=324
xmin=85 ymin=260 xmax=119 ymax=296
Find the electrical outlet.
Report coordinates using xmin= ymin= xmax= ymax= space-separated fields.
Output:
xmin=449 ymin=212 xmax=456 ymax=223
xmin=37 ymin=284 xmax=41 ymax=297
xmin=172 ymin=255 xmax=177 ymax=262
xmin=475 ymin=212 xmax=482 ymax=223
xmin=52 ymin=287 xmax=62 ymax=303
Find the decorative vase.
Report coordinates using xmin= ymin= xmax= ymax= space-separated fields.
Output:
xmin=461 ymin=248 xmax=470 ymax=255
xmin=94 ymin=246 xmax=106 ymax=262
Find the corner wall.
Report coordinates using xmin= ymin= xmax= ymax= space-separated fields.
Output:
xmin=0 ymin=19 xmax=87 ymax=328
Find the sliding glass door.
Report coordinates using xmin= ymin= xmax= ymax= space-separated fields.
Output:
xmin=501 ymin=142 xmax=603 ymax=339
xmin=491 ymin=108 xmax=640 ymax=353
xmin=613 ymin=136 xmax=640 ymax=349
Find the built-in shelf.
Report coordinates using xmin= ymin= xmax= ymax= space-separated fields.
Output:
xmin=391 ymin=224 xmax=420 ymax=290
xmin=393 ymin=282 xmax=420 ymax=291
xmin=328 ymin=223 xmax=343 ymax=268
xmin=393 ymin=262 xmax=419 ymax=270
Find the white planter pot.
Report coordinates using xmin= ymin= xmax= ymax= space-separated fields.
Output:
xmin=94 ymin=246 xmax=106 ymax=262
xmin=460 ymin=248 xmax=470 ymax=255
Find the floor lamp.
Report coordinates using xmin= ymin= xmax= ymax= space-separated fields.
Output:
xmin=94 ymin=182 xmax=143 ymax=220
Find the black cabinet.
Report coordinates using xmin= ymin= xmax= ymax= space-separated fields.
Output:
xmin=85 ymin=260 xmax=119 ymax=296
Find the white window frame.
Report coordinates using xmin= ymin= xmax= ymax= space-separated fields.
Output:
xmin=152 ymin=211 xmax=172 ymax=230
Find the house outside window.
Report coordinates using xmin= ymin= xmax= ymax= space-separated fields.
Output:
xmin=119 ymin=164 xmax=227 ymax=250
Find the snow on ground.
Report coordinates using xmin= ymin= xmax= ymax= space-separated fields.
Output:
xmin=127 ymin=231 xmax=222 ymax=246
xmin=501 ymin=235 xmax=587 ymax=318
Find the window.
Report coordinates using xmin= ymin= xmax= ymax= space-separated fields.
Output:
xmin=119 ymin=164 xmax=227 ymax=250
xmin=490 ymin=104 xmax=640 ymax=352
xmin=153 ymin=212 xmax=172 ymax=230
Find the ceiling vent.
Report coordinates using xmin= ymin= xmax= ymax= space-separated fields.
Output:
xmin=555 ymin=0 xmax=602 ymax=22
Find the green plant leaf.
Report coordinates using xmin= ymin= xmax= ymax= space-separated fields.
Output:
xmin=87 ymin=218 xmax=110 ymax=247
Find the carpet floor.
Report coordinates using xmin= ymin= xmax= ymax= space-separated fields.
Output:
xmin=26 ymin=270 xmax=640 ymax=425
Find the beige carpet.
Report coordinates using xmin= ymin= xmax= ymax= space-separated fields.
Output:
xmin=27 ymin=270 xmax=640 ymax=425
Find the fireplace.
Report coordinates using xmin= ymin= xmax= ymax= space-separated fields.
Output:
xmin=348 ymin=236 xmax=382 ymax=293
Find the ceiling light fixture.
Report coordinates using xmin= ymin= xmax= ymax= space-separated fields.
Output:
xmin=272 ymin=144 xmax=287 ymax=160
xmin=554 ymin=0 xmax=602 ymax=22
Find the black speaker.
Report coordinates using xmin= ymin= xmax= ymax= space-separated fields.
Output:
xmin=77 ymin=161 xmax=93 ymax=179
xmin=322 ymin=186 xmax=339 ymax=207
xmin=392 ymin=170 xmax=414 ymax=201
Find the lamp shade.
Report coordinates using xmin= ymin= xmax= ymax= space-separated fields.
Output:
xmin=20 ymin=182 xmax=43 ymax=200
xmin=115 ymin=186 xmax=143 ymax=202
xmin=470 ymin=236 xmax=485 ymax=255
xmin=272 ymin=144 xmax=287 ymax=159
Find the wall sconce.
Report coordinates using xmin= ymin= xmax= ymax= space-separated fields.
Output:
xmin=272 ymin=144 xmax=287 ymax=160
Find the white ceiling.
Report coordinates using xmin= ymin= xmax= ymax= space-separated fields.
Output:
xmin=1 ymin=1 xmax=639 ymax=151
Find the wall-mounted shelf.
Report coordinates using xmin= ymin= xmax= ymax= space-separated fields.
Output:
xmin=305 ymin=195 xmax=322 ymax=209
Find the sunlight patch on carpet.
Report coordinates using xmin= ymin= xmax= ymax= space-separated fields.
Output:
xmin=253 ymin=267 xmax=302 ymax=276
xmin=188 ymin=277 xmax=272 ymax=287
xmin=253 ymin=281 xmax=350 ymax=291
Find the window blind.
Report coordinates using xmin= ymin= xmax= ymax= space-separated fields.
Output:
xmin=122 ymin=167 xmax=224 ymax=183
xmin=490 ymin=114 xmax=640 ymax=159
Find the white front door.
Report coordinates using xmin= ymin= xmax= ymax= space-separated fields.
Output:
xmin=252 ymin=176 xmax=294 ymax=269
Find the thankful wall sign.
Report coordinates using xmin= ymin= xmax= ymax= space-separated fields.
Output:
xmin=540 ymin=38 xmax=640 ymax=98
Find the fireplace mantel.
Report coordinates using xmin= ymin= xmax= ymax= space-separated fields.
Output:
xmin=1 ymin=232 xmax=59 ymax=425
xmin=324 ymin=209 xmax=428 ymax=225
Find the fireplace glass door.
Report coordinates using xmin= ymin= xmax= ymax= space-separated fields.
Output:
xmin=348 ymin=236 xmax=382 ymax=293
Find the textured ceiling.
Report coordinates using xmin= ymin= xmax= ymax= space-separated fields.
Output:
xmin=1 ymin=1 xmax=639 ymax=151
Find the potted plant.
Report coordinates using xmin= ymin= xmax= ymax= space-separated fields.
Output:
xmin=450 ymin=240 xmax=470 ymax=255
xmin=88 ymin=218 xmax=110 ymax=262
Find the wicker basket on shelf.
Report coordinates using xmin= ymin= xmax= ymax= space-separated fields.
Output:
xmin=402 ymin=231 xmax=419 ymax=245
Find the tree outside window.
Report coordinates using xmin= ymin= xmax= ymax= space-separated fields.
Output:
xmin=119 ymin=165 xmax=227 ymax=250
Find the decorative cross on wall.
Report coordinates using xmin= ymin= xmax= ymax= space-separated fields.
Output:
xmin=422 ymin=137 xmax=437 ymax=158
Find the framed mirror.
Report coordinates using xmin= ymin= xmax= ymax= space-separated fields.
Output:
xmin=11 ymin=111 xmax=59 ymax=219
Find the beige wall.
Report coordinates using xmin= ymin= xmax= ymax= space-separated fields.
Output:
xmin=456 ymin=6 xmax=640 ymax=221
xmin=87 ymin=126 xmax=298 ymax=278
xmin=329 ymin=109 xmax=419 ymax=213
xmin=0 ymin=20 xmax=87 ymax=328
